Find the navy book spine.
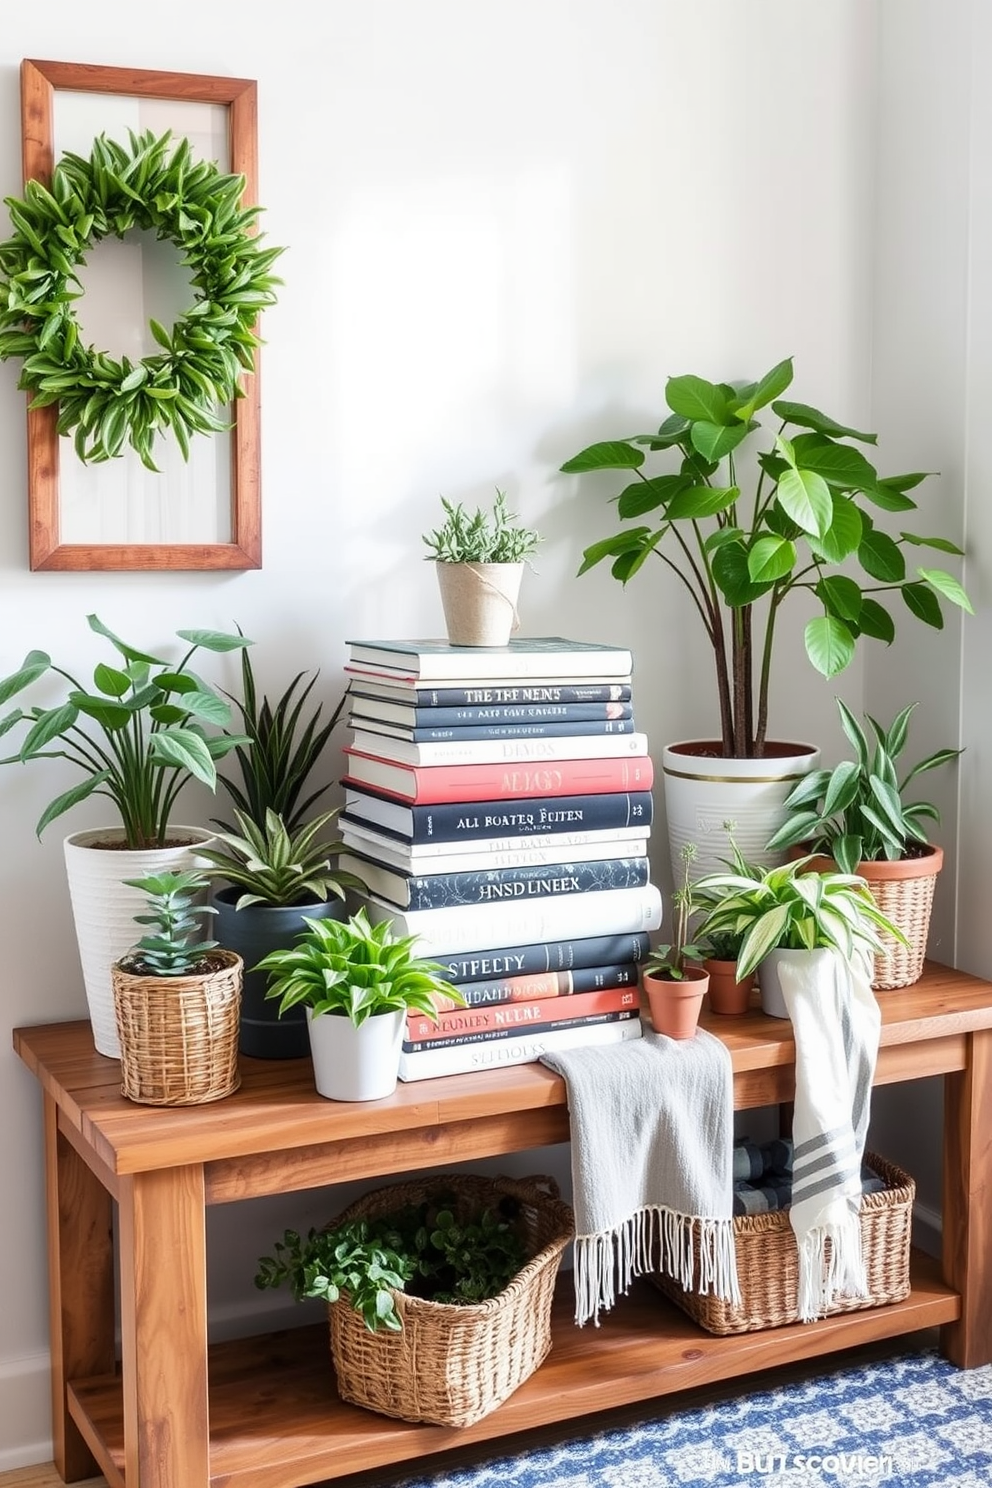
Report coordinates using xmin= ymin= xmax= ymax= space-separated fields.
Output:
xmin=344 ymin=789 xmax=654 ymax=843
xmin=402 ymin=1008 xmax=639 ymax=1053
xmin=449 ymin=962 xmax=641 ymax=1006
xmin=349 ymin=700 xmax=634 ymax=727
xmin=354 ymin=717 xmax=636 ymax=743
xmin=367 ymin=682 xmax=633 ymax=706
xmin=436 ymin=931 xmax=652 ymax=982
xmin=376 ymin=855 xmax=651 ymax=911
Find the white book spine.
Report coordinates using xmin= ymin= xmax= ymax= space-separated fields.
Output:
xmin=396 ymin=1014 xmax=643 ymax=1081
xmin=361 ymin=882 xmax=662 ymax=956
xmin=348 ymin=729 xmax=649 ymax=766
xmin=340 ymin=830 xmax=650 ymax=874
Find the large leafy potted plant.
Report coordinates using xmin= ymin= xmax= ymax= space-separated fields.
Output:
xmin=0 ymin=613 xmax=251 ymax=1056
xmin=765 ymin=700 xmax=961 ymax=989
xmin=560 ymin=357 xmax=972 ymax=878
xmin=423 ymin=489 xmax=541 ymax=646
xmin=200 ymin=807 xmax=368 ymax=1059
xmin=112 ymin=869 xmax=242 ymax=1106
xmin=255 ymin=907 xmax=466 ymax=1100
xmin=693 ymin=838 xmax=907 ymax=1018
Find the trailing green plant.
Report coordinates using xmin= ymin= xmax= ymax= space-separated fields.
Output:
xmin=0 ymin=129 xmax=284 ymax=469
xmin=765 ymin=700 xmax=961 ymax=874
xmin=215 ymin=639 xmax=348 ymax=835
xmin=422 ymin=490 xmax=541 ymax=565
xmin=643 ymin=842 xmax=707 ymax=979
xmin=693 ymin=834 xmax=908 ymax=983
xmin=256 ymin=906 xmax=465 ymax=1026
xmin=255 ymin=1187 xmax=529 ymax=1332
xmin=561 ymin=357 xmax=972 ymax=758
xmin=0 ymin=614 xmax=252 ymax=846
xmin=116 ymin=869 xmax=220 ymax=976
xmin=199 ymin=806 xmax=368 ymax=908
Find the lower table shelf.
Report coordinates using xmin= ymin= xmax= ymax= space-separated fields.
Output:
xmin=69 ymin=1252 xmax=958 ymax=1488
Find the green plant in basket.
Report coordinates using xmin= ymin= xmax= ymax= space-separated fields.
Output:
xmin=255 ymin=1187 xmax=529 ymax=1332
xmin=116 ymin=870 xmax=220 ymax=976
xmin=422 ymin=490 xmax=541 ymax=564
xmin=765 ymin=699 xmax=961 ymax=873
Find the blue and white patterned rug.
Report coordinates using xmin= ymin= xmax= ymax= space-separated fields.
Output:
xmin=388 ymin=1348 xmax=992 ymax=1487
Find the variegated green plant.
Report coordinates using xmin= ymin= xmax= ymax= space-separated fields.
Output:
xmin=199 ymin=806 xmax=367 ymax=909
xmin=0 ymin=129 xmax=284 ymax=470
xmin=256 ymin=907 xmax=466 ymax=1026
xmin=0 ymin=614 xmax=252 ymax=847
xmin=693 ymin=837 xmax=908 ymax=983
xmin=562 ymin=357 xmax=972 ymax=758
xmin=765 ymin=700 xmax=961 ymax=873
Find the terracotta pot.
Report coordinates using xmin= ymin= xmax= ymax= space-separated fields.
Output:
xmin=799 ymin=845 xmax=944 ymax=991
xmin=703 ymin=958 xmax=755 ymax=1016
xmin=642 ymin=966 xmax=709 ymax=1039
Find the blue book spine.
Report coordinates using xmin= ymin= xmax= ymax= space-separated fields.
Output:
xmin=436 ymin=931 xmax=652 ymax=982
xmin=358 ymin=718 xmax=637 ymax=743
xmin=375 ymin=682 xmax=633 ymax=706
xmin=344 ymin=789 xmax=654 ymax=843
xmin=374 ymin=855 xmax=651 ymax=911
xmin=350 ymin=701 xmax=634 ymax=726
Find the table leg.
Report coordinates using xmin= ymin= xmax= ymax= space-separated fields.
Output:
xmin=118 ymin=1164 xmax=210 ymax=1487
xmin=44 ymin=1095 xmax=115 ymax=1483
xmin=941 ymin=1026 xmax=992 ymax=1367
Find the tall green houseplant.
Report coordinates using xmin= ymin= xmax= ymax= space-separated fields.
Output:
xmin=561 ymin=358 xmax=972 ymax=758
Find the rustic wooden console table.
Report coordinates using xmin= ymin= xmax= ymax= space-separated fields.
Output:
xmin=13 ymin=961 xmax=992 ymax=1488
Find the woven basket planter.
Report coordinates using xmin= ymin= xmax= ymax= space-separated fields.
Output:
xmin=327 ymin=1172 xmax=574 ymax=1427
xmin=112 ymin=950 xmax=243 ymax=1106
xmin=803 ymin=848 xmax=943 ymax=990
xmin=652 ymin=1152 xmax=914 ymax=1335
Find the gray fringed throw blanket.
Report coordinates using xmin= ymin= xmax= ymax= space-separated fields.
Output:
xmin=541 ymin=1029 xmax=740 ymax=1327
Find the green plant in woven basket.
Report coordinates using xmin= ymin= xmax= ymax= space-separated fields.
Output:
xmin=198 ymin=806 xmax=367 ymax=909
xmin=117 ymin=869 xmax=220 ymax=976
xmin=765 ymin=699 xmax=961 ymax=873
xmin=422 ymin=490 xmax=541 ymax=564
xmin=254 ymin=1186 xmax=529 ymax=1331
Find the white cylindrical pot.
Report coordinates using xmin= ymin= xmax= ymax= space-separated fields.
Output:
xmin=64 ymin=826 xmax=215 ymax=1059
xmin=756 ymin=947 xmax=798 ymax=1019
xmin=307 ymin=1007 xmax=405 ymax=1101
xmin=435 ymin=561 xmax=524 ymax=646
xmin=661 ymin=740 xmax=820 ymax=882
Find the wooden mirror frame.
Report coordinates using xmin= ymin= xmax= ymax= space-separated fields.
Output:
xmin=19 ymin=59 xmax=263 ymax=571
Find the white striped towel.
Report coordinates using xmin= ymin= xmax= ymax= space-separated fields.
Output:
xmin=773 ymin=946 xmax=881 ymax=1322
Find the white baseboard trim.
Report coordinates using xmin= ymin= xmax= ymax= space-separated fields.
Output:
xmin=0 ymin=1349 xmax=53 ymax=1472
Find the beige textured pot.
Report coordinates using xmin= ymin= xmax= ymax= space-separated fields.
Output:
xmin=435 ymin=561 xmax=524 ymax=646
xmin=64 ymin=825 xmax=215 ymax=1059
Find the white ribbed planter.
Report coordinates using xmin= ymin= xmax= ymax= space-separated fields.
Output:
xmin=64 ymin=826 xmax=215 ymax=1059
xmin=435 ymin=561 xmax=523 ymax=646
xmin=306 ymin=1006 xmax=405 ymax=1101
xmin=661 ymin=740 xmax=820 ymax=883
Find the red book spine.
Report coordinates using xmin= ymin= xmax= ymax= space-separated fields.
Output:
xmin=342 ymin=750 xmax=654 ymax=804
xmin=405 ymin=984 xmax=640 ymax=1044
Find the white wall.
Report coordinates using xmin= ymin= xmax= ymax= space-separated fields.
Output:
xmin=0 ymin=0 xmax=916 ymax=1467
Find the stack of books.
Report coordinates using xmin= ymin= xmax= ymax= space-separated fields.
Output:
xmin=339 ymin=636 xmax=662 ymax=1081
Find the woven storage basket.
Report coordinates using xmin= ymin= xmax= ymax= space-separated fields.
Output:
xmin=112 ymin=950 xmax=242 ymax=1105
xmin=802 ymin=849 xmax=942 ymax=990
xmin=652 ymin=1153 xmax=914 ymax=1335
xmin=327 ymin=1172 xmax=574 ymax=1427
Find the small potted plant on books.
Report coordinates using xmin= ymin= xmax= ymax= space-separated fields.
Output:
xmin=255 ymin=906 xmax=466 ymax=1101
xmin=641 ymin=843 xmax=709 ymax=1039
xmin=765 ymin=699 xmax=961 ymax=990
xmin=112 ymin=869 xmax=242 ymax=1105
xmin=422 ymin=489 xmax=541 ymax=647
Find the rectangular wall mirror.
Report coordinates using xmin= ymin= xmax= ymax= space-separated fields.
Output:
xmin=19 ymin=59 xmax=264 ymax=570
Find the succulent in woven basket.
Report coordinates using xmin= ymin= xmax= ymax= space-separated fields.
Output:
xmin=254 ymin=1184 xmax=530 ymax=1331
xmin=116 ymin=869 xmax=225 ymax=976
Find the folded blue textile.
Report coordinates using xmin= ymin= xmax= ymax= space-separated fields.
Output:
xmin=731 ymin=1140 xmax=887 ymax=1216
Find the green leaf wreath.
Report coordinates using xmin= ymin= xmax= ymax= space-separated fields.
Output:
xmin=0 ymin=129 xmax=285 ymax=471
